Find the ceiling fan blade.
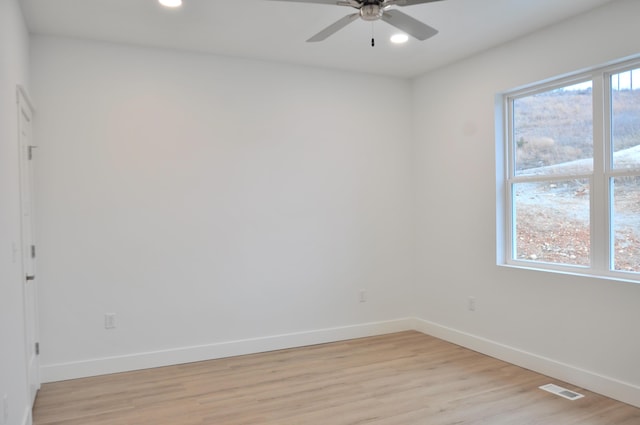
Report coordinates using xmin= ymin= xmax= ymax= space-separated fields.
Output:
xmin=307 ymin=13 xmax=359 ymax=42
xmin=381 ymin=9 xmax=438 ymax=40
xmin=390 ymin=0 xmax=445 ymax=6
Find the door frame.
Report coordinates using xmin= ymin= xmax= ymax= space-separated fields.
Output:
xmin=17 ymin=84 xmax=40 ymax=407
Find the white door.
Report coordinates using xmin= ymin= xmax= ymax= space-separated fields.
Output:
xmin=17 ymin=86 xmax=40 ymax=406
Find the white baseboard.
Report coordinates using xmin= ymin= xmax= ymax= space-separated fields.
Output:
xmin=22 ymin=407 xmax=32 ymax=425
xmin=40 ymin=318 xmax=414 ymax=383
xmin=412 ymin=317 xmax=640 ymax=409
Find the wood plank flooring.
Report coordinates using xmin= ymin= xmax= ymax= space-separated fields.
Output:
xmin=33 ymin=331 xmax=640 ymax=424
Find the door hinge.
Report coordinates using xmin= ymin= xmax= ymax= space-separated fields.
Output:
xmin=35 ymin=342 xmax=40 ymax=355
xmin=31 ymin=245 xmax=36 ymax=259
xmin=28 ymin=145 xmax=38 ymax=160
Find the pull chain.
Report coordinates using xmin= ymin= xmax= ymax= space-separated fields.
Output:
xmin=371 ymin=22 xmax=375 ymax=47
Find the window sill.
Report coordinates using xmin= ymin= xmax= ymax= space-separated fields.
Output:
xmin=498 ymin=262 xmax=640 ymax=286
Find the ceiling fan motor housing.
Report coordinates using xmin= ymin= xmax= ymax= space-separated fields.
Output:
xmin=360 ymin=4 xmax=384 ymax=21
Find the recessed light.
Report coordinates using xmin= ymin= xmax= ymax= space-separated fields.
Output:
xmin=159 ymin=0 xmax=182 ymax=8
xmin=390 ymin=33 xmax=409 ymax=44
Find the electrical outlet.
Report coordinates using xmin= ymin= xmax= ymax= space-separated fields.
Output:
xmin=468 ymin=296 xmax=476 ymax=312
xmin=359 ymin=289 xmax=367 ymax=303
xmin=104 ymin=313 xmax=116 ymax=329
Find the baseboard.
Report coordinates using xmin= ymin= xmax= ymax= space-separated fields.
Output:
xmin=40 ymin=318 xmax=414 ymax=383
xmin=412 ymin=317 xmax=640 ymax=409
xmin=22 ymin=406 xmax=32 ymax=425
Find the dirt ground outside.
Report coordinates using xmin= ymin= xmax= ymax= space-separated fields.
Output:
xmin=514 ymin=179 xmax=640 ymax=273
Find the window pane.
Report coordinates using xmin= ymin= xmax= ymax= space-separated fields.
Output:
xmin=513 ymin=180 xmax=590 ymax=266
xmin=611 ymin=68 xmax=640 ymax=170
xmin=612 ymin=177 xmax=640 ymax=273
xmin=513 ymin=82 xmax=593 ymax=176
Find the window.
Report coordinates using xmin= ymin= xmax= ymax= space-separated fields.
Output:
xmin=501 ymin=60 xmax=640 ymax=282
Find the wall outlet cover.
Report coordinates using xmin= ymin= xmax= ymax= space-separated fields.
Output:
xmin=104 ymin=313 xmax=116 ymax=329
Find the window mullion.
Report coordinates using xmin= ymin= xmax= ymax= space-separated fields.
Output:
xmin=590 ymin=73 xmax=609 ymax=273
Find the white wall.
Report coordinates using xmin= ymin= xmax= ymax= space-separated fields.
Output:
xmin=30 ymin=36 xmax=415 ymax=380
xmin=0 ymin=0 xmax=32 ymax=424
xmin=413 ymin=0 xmax=640 ymax=407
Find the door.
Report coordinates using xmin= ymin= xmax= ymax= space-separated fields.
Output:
xmin=17 ymin=86 xmax=40 ymax=406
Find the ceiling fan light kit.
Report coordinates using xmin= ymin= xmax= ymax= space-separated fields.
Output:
xmin=268 ymin=0 xmax=443 ymax=43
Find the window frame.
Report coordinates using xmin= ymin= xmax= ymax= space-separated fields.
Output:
xmin=499 ymin=58 xmax=640 ymax=284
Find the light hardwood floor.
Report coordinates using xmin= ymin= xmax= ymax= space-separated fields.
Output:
xmin=33 ymin=331 xmax=639 ymax=424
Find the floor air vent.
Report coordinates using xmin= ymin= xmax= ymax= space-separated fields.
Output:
xmin=539 ymin=384 xmax=585 ymax=400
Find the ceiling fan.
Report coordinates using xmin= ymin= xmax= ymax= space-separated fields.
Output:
xmin=268 ymin=0 xmax=444 ymax=43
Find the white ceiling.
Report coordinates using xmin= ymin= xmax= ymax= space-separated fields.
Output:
xmin=20 ymin=0 xmax=617 ymax=78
